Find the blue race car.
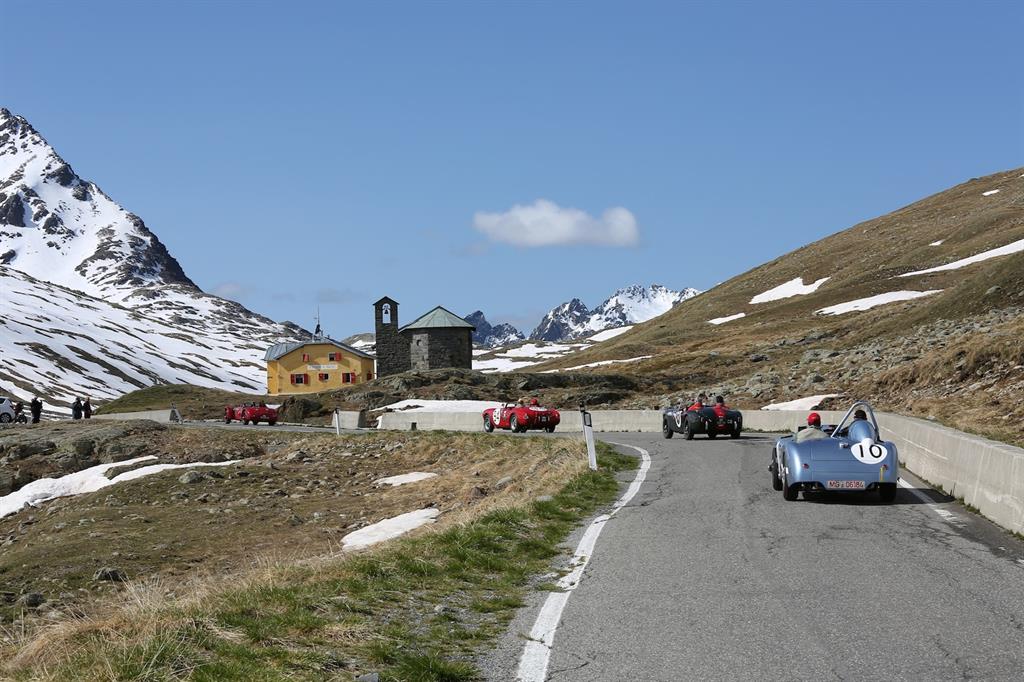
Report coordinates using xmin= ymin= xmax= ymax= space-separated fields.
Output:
xmin=769 ymin=401 xmax=899 ymax=503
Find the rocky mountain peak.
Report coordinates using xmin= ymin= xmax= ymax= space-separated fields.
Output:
xmin=0 ymin=107 xmax=195 ymax=299
xmin=0 ymin=110 xmax=307 ymax=410
xmin=466 ymin=311 xmax=525 ymax=348
xmin=529 ymin=285 xmax=700 ymax=342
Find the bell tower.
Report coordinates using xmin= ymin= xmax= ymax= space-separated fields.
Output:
xmin=374 ymin=296 xmax=409 ymax=377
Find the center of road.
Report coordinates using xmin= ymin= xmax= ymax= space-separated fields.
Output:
xmin=515 ymin=442 xmax=651 ymax=682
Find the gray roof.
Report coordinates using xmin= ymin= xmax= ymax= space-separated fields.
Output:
xmin=400 ymin=306 xmax=475 ymax=332
xmin=264 ymin=337 xmax=375 ymax=361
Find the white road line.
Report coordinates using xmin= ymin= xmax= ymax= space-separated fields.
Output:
xmin=516 ymin=443 xmax=651 ymax=682
xmin=897 ymin=478 xmax=963 ymax=525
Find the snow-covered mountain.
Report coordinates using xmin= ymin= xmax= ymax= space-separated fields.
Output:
xmin=0 ymin=108 xmax=306 ymax=408
xmin=465 ymin=311 xmax=524 ymax=348
xmin=530 ymin=284 xmax=700 ymax=342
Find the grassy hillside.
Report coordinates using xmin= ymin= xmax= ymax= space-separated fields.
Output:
xmin=95 ymin=384 xmax=267 ymax=418
xmin=531 ymin=167 xmax=1024 ymax=444
xmin=0 ymin=424 xmax=635 ymax=681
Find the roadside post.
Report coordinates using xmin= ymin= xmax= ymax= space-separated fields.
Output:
xmin=334 ymin=407 xmax=341 ymax=436
xmin=169 ymin=403 xmax=182 ymax=424
xmin=580 ymin=403 xmax=597 ymax=470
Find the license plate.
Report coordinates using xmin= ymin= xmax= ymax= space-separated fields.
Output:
xmin=540 ymin=416 xmax=547 ymax=422
xmin=717 ymin=419 xmax=726 ymax=426
xmin=827 ymin=480 xmax=865 ymax=490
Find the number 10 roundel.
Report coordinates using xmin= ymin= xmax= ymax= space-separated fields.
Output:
xmin=851 ymin=441 xmax=888 ymax=465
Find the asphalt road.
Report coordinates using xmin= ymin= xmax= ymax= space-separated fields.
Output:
xmin=481 ymin=432 xmax=1024 ymax=681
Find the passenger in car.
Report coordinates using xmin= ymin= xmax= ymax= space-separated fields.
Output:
xmin=795 ymin=412 xmax=829 ymax=443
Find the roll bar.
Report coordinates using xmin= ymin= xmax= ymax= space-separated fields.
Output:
xmin=830 ymin=400 xmax=881 ymax=439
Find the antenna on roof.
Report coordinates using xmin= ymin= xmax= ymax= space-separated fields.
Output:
xmin=313 ymin=307 xmax=322 ymax=340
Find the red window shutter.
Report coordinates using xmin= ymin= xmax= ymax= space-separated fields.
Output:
xmin=290 ymin=374 xmax=296 ymax=384
xmin=304 ymin=373 xmax=309 ymax=384
xmin=302 ymin=353 xmax=309 ymax=362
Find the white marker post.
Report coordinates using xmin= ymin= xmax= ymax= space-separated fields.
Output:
xmin=581 ymin=407 xmax=597 ymax=470
xmin=334 ymin=407 xmax=341 ymax=436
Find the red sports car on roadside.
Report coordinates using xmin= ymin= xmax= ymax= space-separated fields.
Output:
xmin=484 ymin=400 xmax=560 ymax=433
xmin=225 ymin=403 xmax=278 ymax=426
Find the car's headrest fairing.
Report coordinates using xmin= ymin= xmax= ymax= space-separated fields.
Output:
xmin=848 ymin=419 xmax=877 ymax=443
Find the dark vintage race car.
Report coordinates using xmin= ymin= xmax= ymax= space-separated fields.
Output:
xmin=225 ymin=403 xmax=278 ymax=426
xmin=484 ymin=401 xmax=560 ymax=433
xmin=769 ymin=401 xmax=899 ymax=502
xmin=663 ymin=404 xmax=742 ymax=439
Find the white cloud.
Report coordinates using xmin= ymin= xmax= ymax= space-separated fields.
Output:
xmin=473 ymin=199 xmax=639 ymax=247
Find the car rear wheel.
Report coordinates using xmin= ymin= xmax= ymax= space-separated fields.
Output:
xmin=251 ymin=417 xmax=259 ymax=426
xmin=242 ymin=419 xmax=249 ymax=426
xmin=0 ymin=414 xmax=11 ymax=424
xmin=878 ymin=483 xmax=897 ymax=504
xmin=484 ymin=415 xmax=494 ymax=432
xmin=707 ymin=429 xmax=717 ymax=439
xmin=268 ymin=421 xmax=276 ymax=426
xmin=771 ymin=452 xmax=783 ymax=491
xmin=510 ymin=415 xmax=520 ymax=433
xmin=782 ymin=462 xmax=799 ymax=501
xmin=683 ymin=420 xmax=694 ymax=440
xmin=224 ymin=417 xmax=231 ymax=424
xmin=663 ymin=420 xmax=674 ymax=439
xmin=730 ymin=426 xmax=741 ymax=439
xmin=545 ymin=426 xmax=556 ymax=433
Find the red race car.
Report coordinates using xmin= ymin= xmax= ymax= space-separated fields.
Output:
xmin=484 ymin=400 xmax=560 ymax=433
xmin=225 ymin=403 xmax=278 ymax=426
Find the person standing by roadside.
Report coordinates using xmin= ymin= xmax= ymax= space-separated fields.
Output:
xmin=83 ymin=397 xmax=93 ymax=419
xmin=30 ymin=397 xmax=42 ymax=424
xmin=71 ymin=397 xmax=83 ymax=420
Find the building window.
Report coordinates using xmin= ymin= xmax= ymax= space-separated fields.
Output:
xmin=328 ymin=352 xmax=339 ymax=362
xmin=342 ymin=372 xmax=356 ymax=384
xmin=290 ymin=373 xmax=308 ymax=385
xmin=302 ymin=353 xmax=310 ymax=362
xmin=318 ymin=373 xmax=330 ymax=381
xmin=366 ymin=372 xmax=374 ymax=381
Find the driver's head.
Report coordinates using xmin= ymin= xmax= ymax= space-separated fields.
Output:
xmin=854 ymin=409 xmax=867 ymax=421
xmin=807 ymin=412 xmax=821 ymax=427
xmin=715 ymin=395 xmax=725 ymax=404
xmin=530 ymin=398 xmax=539 ymax=406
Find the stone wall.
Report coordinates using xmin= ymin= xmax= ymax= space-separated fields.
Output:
xmin=409 ymin=332 xmax=431 ymax=371
xmin=426 ymin=328 xmax=472 ymax=370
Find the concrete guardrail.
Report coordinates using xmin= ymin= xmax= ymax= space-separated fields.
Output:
xmin=93 ymin=409 xmax=181 ymax=423
xmin=331 ymin=410 xmax=368 ymax=430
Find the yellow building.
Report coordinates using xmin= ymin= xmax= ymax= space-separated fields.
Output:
xmin=264 ymin=338 xmax=376 ymax=396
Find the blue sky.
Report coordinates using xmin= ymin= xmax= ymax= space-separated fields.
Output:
xmin=3 ymin=0 xmax=1021 ymax=337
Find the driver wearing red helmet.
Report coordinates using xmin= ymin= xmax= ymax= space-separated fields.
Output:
xmin=795 ymin=411 xmax=828 ymax=442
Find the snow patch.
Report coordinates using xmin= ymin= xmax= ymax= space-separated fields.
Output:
xmin=375 ymin=472 xmax=438 ymax=487
xmin=929 ymin=240 xmax=944 ymax=246
xmin=761 ymin=394 xmax=842 ymax=411
xmin=588 ymin=326 xmax=634 ymax=342
xmin=750 ymin=277 xmax=829 ymax=304
xmin=342 ymin=508 xmax=440 ymax=550
xmin=544 ymin=356 xmax=652 ymax=373
xmin=899 ymin=238 xmax=1024 ymax=277
xmin=376 ymin=400 xmax=499 ymax=413
xmin=473 ymin=357 xmax=543 ymax=373
xmin=816 ymin=290 xmax=942 ymax=315
xmin=982 ymin=189 xmax=1001 ymax=196
xmin=1 ymin=456 xmax=239 ymax=518
xmin=708 ymin=313 xmax=746 ymax=325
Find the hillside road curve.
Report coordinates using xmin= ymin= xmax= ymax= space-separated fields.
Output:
xmin=481 ymin=432 xmax=1024 ymax=681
